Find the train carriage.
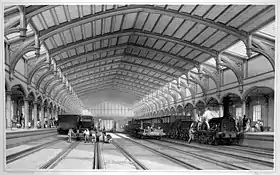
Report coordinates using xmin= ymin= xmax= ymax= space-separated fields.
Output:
xmin=136 ymin=128 xmax=166 ymax=139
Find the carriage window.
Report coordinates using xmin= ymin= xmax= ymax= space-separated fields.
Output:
xmin=253 ymin=105 xmax=262 ymax=121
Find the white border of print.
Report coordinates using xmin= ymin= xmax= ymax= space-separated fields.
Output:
xmin=0 ymin=1 xmax=279 ymax=175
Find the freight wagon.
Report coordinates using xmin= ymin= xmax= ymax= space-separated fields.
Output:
xmin=57 ymin=114 xmax=80 ymax=134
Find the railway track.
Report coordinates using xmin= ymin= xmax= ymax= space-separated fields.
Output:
xmin=223 ymin=144 xmax=273 ymax=154
xmin=40 ymin=141 xmax=80 ymax=169
xmin=6 ymin=138 xmax=64 ymax=164
xmin=115 ymin=133 xmax=201 ymax=170
xmin=111 ymin=140 xmax=149 ymax=170
xmin=165 ymin=138 xmax=273 ymax=158
xmin=6 ymin=135 xmax=58 ymax=149
xmin=233 ymin=144 xmax=273 ymax=152
xmin=93 ymin=142 xmax=103 ymax=169
xmin=146 ymin=139 xmax=249 ymax=170
xmin=160 ymin=139 xmax=274 ymax=168
xmin=217 ymin=145 xmax=273 ymax=158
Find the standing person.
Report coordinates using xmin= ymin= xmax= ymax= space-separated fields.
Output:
xmin=83 ymin=129 xmax=90 ymax=143
xmin=188 ymin=121 xmax=197 ymax=144
xmin=242 ymin=115 xmax=247 ymax=131
xmin=20 ymin=113 xmax=24 ymax=129
xmin=68 ymin=128 xmax=75 ymax=142
xmin=76 ymin=129 xmax=80 ymax=141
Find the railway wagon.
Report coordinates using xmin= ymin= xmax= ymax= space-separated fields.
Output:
xmin=57 ymin=114 xmax=80 ymax=134
xmin=78 ymin=115 xmax=95 ymax=132
xmin=77 ymin=115 xmax=95 ymax=140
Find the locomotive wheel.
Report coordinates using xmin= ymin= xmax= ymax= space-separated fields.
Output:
xmin=213 ymin=138 xmax=218 ymax=145
xmin=207 ymin=136 xmax=214 ymax=145
xmin=210 ymin=136 xmax=218 ymax=145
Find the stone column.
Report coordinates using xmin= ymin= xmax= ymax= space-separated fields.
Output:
xmin=48 ymin=107 xmax=51 ymax=128
xmin=45 ymin=106 xmax=48 ymax=128
xmin=242 ymin=100 xmax=246 ymax=117
xmin=33 ymin=102 xmax=38 ymax=129
xmin=40 ymin=106 xmax=44 ymax=128
xmin=24 ymin=99 xmax=29 ymax=129
xmin=6 ymin=91 xmax=12 ymax=129
xmin=219 ymin=103 xmax=223 ymax=118
xmin=140 ymin=120 xmax=143 ymax=129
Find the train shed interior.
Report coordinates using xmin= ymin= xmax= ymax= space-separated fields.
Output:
xmin=2 ymin=3 xmax=278 ymax=171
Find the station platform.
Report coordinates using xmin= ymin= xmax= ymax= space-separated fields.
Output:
xmin=241 ymin=132 xmax=274 ymax=150
xmin=6 ymin=126 xmax=57 ymax=133
xmin=6 ymin=128 xmax=58 ymax=149
xmin=6 ymin=127 xmax=55 ymax=133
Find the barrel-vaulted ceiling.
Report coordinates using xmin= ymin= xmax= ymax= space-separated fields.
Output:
xmin=6 ymin=4 xmax=275 ymax=107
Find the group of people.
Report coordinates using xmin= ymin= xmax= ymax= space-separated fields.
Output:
xmin=12 ymin=113 xmax=58 ymax=129
xmin=67 ymin=127 xmax=112 ymax=143
xmin=242 ymin=115 xmax=265 ymax=132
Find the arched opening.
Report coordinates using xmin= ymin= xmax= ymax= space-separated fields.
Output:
xmin=164 ymin=108 xmax=170 ymax=124
xmin=196 ymin=100 xmax=205 ymax=117
xmin=10 ymin=84 xmax=26 ymax=128
xmin=244 ymin=87 xmax=274 ymax=132
xmin=184 ymin=103 xmax=193 ymax=121
xmin=176 ymin=105 xmax=184 ymax=120
xmin=170 ymin=107 xmax=176 ymax=123
xmin=160 ymin=109 xmax=164 ymax=117
xmin=27 ymin=92 xmax=35 ymax=128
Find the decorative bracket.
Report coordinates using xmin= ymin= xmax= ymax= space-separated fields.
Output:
xmin=189 ymin=72 xmax=208 ymax=95
xmin=219 ymin=54 xmax=244 ymax=86
xmin=248 ymin=36 xmax=275 ymax=70
xmin=201 ymin=64 xmax=221 ymax=91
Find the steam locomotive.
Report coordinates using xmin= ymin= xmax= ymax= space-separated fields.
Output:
xmin=194 ymin=116 xmax=242 ymax=145
xmin=125 ymin=115 xmax=242 ymax=145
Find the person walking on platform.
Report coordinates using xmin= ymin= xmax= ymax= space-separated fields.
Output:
xmin=188 ymin=121 xmax=198 ymax=144
xmin=83 ymin=129 xmax=90 ymax=143
xmin=68 ymin=128 xmax=75 ymax=143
